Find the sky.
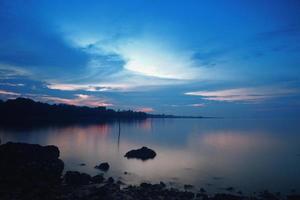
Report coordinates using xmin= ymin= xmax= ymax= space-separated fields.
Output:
xmin=0 ymin=0 xmax=300 ymax=118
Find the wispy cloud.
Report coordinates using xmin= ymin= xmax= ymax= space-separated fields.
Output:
xmin=0 ymin=89 xmax=20 ymax=96
xmin=47 ymin=83 xmax=130 ymax=92
xmin=0 ymin=65 xmax=30 ymax=79
xmin=0 ymin=82 xmax=25 ymax=87
xmin=135 ymin=107 xmax=154 ymax=113
xmin=40 ymin=94 xmax=113 ymax=107
xmin=189 ymin=103 xmax=205 ymax=107
xmin=185 ymin=87 xmax=298 ymax=102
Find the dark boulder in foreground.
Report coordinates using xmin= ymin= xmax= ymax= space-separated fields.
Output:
xmin=124 ymin=146 xmax=156 ymax=160
xmin=95 ymin=162 xmax=110 ymax=171
xmin=0 ymin=142 xmax=64 ymax=186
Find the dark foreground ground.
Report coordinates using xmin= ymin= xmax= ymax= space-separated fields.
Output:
xmin=0 ymin=142 xmax=299 ymax=200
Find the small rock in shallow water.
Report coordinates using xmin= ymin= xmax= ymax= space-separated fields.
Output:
xmin=79 ymin=163 xmax=86 ymax=166
xmin=124 ymin=146 xmax=156 ymax=160
xmin=95 ymin=162 xmax=110 ymax=171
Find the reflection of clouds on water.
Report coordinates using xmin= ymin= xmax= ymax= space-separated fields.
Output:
xmin=138 ymin=119 xmax=152 ymax=131
xmin=190 ymin=131 xmax=280 ymax=152
xmin=0 ymin=119 xmax=300 ymax=194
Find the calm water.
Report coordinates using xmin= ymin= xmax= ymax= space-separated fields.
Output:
xmin=1 ymin=118 xmax=300 ymax=194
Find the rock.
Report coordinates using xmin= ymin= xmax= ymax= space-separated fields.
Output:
xmin=64 ymin=171 xmax=91 ymax=185
xmin=184 ymin=184 xmax=194 ymax=190
xmin=79 ymin=163 xmax=86 ymax=166
xmin=140 ymin=182 xmax=152 ymax=188
xmin=213 ymin=194 xmax=243 ymax=200
xmin=116 ymin=180 xmax=125 ymax=185
xmin=199 ymin=188 xmax=206 ymax=193
xmin=107 ymin=177 xmax=114 ymax=184
xmin=160 ymin=181 xmax=166 ymax=188
xmin=91 ymin=174 xmax=104 ymax=184
xmin=124 ymin=146 xmax=156 ymax=160
xmin=95 ymin=162 xmax=110 ymax=171
xmin=0 ymin=142 xmax=64 ymax=186
xmin=259 ymin=190 xmax=280 ymax=200
xmin=287 ymin=195 xmax=300 ymax=200
xmin=225 ymin=186 xmax=235 ymax=191
xmin=196 ymin=193 xmax=209 ymax=199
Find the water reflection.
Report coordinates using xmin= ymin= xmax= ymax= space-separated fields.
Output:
xmin=0 ymin=119 xmax=299 ymax=194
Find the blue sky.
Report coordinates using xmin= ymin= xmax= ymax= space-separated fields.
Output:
xmin=0 ymin=0 xmax=300 ymax=118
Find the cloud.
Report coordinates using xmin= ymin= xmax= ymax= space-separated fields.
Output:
xmin=0 ymin=1 xmax=89 ymax=76
xmin=40 ymin=94 xmax=113 ymax=107
xmin=189 ymin=103 xmax=205 ymax=107
xmin=135 ymin=107 xmax=154 ymax=113
xmin=47 ymin=83 xmax=130 ymax=92
xmin=0 ymin=65 xmax=30 ymax=79
xmin=69 ymin=34 xmax=205 ymax=81
xmin=46 ymin=72 xmax=188 ymax=92
xmin=0 ymin=82 xmax=24 ymax=87
xmin=115 ymin=38 xmax=203 ymax=80
xmin=185 ymin=87 xmax=298 ymax=102
xmin=0 ymin=89 xmax=20 ymax=97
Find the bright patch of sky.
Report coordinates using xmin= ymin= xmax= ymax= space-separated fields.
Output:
xmin=0 ymin=0 xmax=300 ymax=118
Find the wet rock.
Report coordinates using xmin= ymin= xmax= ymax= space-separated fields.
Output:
xmin=79 ymin=163 xmax=86 ymax=166
xmin=91 ymin=174 xmax=104 ymax=184
xmin=225 ymin=186 xmax=235 ymax=191
xmin=0 ymin=142 xmax=64 ymax=186
xmin=199 ymin=188 xmax=206 ymax=193
xmin=107 ymin=177 xmax=114 ymax=184
xmin=287 ymin=195 xmax=300 ymax=200
xmin=184 ymin=184 xmax=194 ymax=190
xmin=213 ymin=193 xmax=243 ymax=200
xmin=95 ymin=162 xmax=110 ymax=171
xmin=124 ymin=146 xmax=156 ymax=160
xmin=159 ymin=181 xmax=166 ymax=188
xmin=116 ymin=180 xmax=125 ymax=185
xmin=196 ymin=193 xmax=208 ymax=199
xmin=259 ymin=190 xmax=280 ymax=200
xmin=64 ymin=171 xmax=91 ymax=185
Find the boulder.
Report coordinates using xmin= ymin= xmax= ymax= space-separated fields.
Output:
xmin=124 ymin=146 xmax=156 ymax=160
xmin=95 ymin=162 xmax=110 ymax=171
xmin=0 ymin=142 xmax=64 ymax=186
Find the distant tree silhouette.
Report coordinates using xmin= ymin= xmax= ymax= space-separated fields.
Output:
xmin=0 ymin=98 xmax=148 ymax=125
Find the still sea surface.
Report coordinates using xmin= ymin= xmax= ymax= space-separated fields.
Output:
xmin=1 ymin=118 xmax=299 ymax=194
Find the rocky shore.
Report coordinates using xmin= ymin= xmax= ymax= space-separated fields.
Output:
xmin=0 ymin=142 xmax=299 ymax=200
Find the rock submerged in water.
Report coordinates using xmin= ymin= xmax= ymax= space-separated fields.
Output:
xmin=95 ymin=162 xmax=110 ymax=171
xmin=124 ymin=146 xmax=156 ymax=160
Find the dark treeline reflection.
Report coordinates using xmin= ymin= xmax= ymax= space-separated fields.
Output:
xmin=0 ymin=98 xmax=148 ymax=126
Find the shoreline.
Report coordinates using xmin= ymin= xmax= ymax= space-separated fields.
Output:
xmin=0 ymin=142 xmax=299 ymax=200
